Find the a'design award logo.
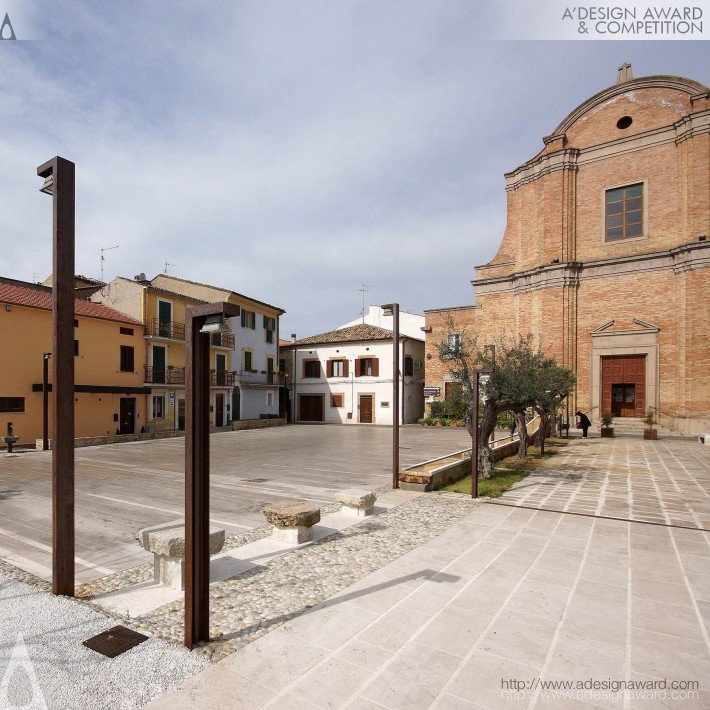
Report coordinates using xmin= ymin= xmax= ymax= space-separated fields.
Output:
xmin=1 ymin=12 xmax=17 ymax=40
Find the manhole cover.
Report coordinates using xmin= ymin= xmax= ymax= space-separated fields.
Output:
xmin=83 ymin=625 xmax=148 ymax=658
xmin=244 ymin=478 xmax=269 ymax=483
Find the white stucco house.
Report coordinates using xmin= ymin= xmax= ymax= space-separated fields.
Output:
xmin=281 ymin=318 xmax=426 ymax=425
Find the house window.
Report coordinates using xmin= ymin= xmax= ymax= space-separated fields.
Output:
xmin=120 ymin=345 xmax=135 ymax=372
xmin=120 ymin=327 xmax=134 ymax=336
xmin=263 ymin=315 xmax=276 ymax=343
xmin=74 ymin=340 xmax=79 ymax=356
xmin=152 ymin=395 xmax=165 ymax=419
xmin=331 ymin=393 xmax=344 ymax=408
xmin=0 ymin=397 xmax=24 ymax=413
xmin=328 ymin=359 xmax=347 ymax=378
xmin=447 ymin=334 xmax=461 ymax=353
xmin=445 ymin=382 xmax=462 ymax=400
xmin=404 ymin=355 xmax=413 ymax=377
xmin=243 ymin=350 xmax=253 ymax=371
xmin=241 ymin=310 xmax=256 ymax=329
xmin=356 ymin=357 xmax=378 ymax=377
xmin=267 ymin=391 xmax=274 ymax=406
xmin=605 ymin=183 xmax=644 ymax=241
xmin=279 ymin=358 xmax=286 ymax=372
xmin=303 ymin=359 xmax=320 ymax=378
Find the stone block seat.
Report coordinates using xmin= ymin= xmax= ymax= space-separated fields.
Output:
xmin=336 ymin=489 xmax=377 ymax=517
xmin=262 ymin=501 xmax=320 ymax=544
xmin=138 ymin=521 xmax=225 ymax=591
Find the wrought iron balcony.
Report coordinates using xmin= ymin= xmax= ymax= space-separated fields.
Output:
xmin=234 ymin=370 xmax=284 ymax=386
xmin=147 ymin=318 xmax=185 ymax=341
xmin=144 ymin=365 xmax=185 ymax=385
xmin=210 ymin=370 xmax=236 ymax=387
xmin=210 ymin=332 xmax=235 ymax=349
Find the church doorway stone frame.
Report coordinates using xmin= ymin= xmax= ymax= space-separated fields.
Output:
xmin=589 ymin=319 xmax=660 ymax=421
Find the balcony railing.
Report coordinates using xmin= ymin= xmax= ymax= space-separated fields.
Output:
xmin=147 ymin=318 xmax=185 ymax=341
xmin=210 ymin=332 xmax=235 ymax=349
xmin=210 ymin=370 xmax=236 ymax=387
xmin=144 ymin=365 xmax=185 ymax=384
xmin=235 ymin=370 xmax=284 ymax=386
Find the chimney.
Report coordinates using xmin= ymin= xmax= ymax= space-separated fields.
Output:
xmin=291 ymin=333 xmax=296 ymax=343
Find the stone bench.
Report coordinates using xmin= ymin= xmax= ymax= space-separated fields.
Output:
xmin=337 ymin=489 xmax=377 ymax=517
xmin=262 ymin=501 xmax=320 ymax=544
xmin=138 ymin=521 xmax=226 ymax=590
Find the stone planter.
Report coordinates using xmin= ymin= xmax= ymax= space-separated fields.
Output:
xmin=644 ymin=429 xmax=658 ymax=440
xmin=600 ymin=427 xmax=615 ymax=438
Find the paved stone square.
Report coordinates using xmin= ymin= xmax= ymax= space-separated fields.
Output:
xmin=0 ymin=425 xmax=470 ymax=582
xmin=496 ymin=438 xmax=710 ymax=530
xmin=148 ymin=478 xmax=710 ymax=708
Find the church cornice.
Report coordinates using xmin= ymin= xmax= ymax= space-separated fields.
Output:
xmin=472 ymin=241 xmax=710 ymax=297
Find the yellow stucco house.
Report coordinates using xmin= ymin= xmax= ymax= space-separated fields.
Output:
xmin=0 ymin=277 xmax=146 ymax=447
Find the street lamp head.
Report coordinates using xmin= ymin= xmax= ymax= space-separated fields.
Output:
xmin=200 ymin=314 xmax=229 ymax=334
xmin=39 ymin=174 xmax=54 ymax=196
xmin=380 ymin=303 xmax=396 ymax=316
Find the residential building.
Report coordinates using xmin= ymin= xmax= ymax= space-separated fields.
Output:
xmin=0 ymin=277 xmax=146 ymax=447
xmin=425 ymin=66 xmax=710 ymax=434
xmin=94 ymin=273 xmax=285 ymax=428
xmin=281 ymin=321 xmax=425 ymax=425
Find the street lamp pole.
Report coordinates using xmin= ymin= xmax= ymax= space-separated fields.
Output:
xmin=184 ymin=302 xmax=240 ymax=649
xmin=42 ymin=353 xmax=52 ymax=451
xmin=38 ymin=156 xmax=75 ymax=597
xmin=382 ymin=303 xmax=400 ymax=489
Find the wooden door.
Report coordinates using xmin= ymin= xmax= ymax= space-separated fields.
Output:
xmin=158 ymin=300 xmax=172 ymax=337
xmin=231 ymin=388 xmax=241 ymax=421
xmin=215 ymin=393 xmax=224 ymax=427
xmin=152 ymin=345 xmax=166 ymax=383
xmin=601 ymin=355 xmax=646 ymax=417
xmin=299 ymin=395 xmax=324 ymax=422
xmin=119 ymin=398 xmax=135 ymax=435
xmin=360 ymin=395 xmax=373 ymax=423
xmin=177 ymin=398 xmax=185 ymax=430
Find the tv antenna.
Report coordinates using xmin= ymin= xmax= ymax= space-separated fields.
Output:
xmin=358 ymin=284 xmax=371 ymax=323
xmin=164 ymin=261 xmax=175 ymax=275
xmin=100 ymin=245 xmax=119 ymax=290
xmin=32 ymin=273 xmax=43 ymax=284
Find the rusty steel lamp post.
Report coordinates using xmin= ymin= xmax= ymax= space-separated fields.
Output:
xmin=184 ymin=302 xmax=240 ymax=648
xmin=381 ymin=304 xmax=400 ymax=489
xmin=471 ymin=368 xmax=492 ymax=499
xmin=38 ymin=156 xmax=76 ymax=597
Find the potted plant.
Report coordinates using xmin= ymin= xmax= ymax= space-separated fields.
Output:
xmin=643 ymin=411 xmax=658 ymax=440
xmin=600 ymin=412 xmax=615 ymax=438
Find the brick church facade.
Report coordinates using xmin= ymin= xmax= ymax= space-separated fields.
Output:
xmin=425 ymin=66 xmax=709 ymax=434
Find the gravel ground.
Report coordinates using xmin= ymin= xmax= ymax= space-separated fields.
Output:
xmin=136 ymin=493 xmax=480 ymax=661
xmin=0 ymin=575 xmax=208 ymax=710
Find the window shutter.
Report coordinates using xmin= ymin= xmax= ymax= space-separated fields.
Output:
xmin=343 ymin=359 xmax=349 ymax=377
xmin=302 ymin=360 xmax=307 ymax=378
xmin=372 ymin=358 xmax=379 ymax=377
xmin=327 ymin=360 xmax=333 ymax=378
xmin=251 ymin=312 xmax=256 ymax=329
xmin=263 ymin=315 xmax=267 ymax=328
xmin=354 ymin=359 xmax=361 ymax=377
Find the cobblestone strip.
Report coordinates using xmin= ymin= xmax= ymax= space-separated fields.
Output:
xmin=133 ymin=494 xmax=480 ymax=661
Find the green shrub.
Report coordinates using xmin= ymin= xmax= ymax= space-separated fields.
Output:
xmin=431 ymin=399 xmax=468 ymax=420
xmin=601 ymin=413 xmax=614 ymax=428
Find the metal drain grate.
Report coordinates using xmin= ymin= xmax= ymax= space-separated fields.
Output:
xmin=83 ymin=625 xmax=148 ymax=658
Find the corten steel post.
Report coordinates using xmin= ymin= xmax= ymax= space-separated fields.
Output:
xmin=38 ymin=157 xmax=75 ymax=596
xmin=184 ymin=301 xmax=240 ymax=649
xmin=382 ymin=303 xmax=400 ymax=489
xmin=42 ymin=353 xmax=51 ymax=451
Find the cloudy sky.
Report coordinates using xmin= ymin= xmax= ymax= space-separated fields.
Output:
xmin=0 ymin=2 xmax=706 ymax=335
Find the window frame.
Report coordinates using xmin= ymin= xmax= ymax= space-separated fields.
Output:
xmin=120 ymin=345 xmax=135 ymax=373
xmin=0 ymin=397 xmax=25 ymax=413
xmin=602 ymin=179 xmax=648 ymax=244
xmin=152 ymin=395 xmax=166 ymax=420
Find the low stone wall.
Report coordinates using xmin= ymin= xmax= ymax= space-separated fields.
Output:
xmin=399 ymin=418 xmax=538 ymax=492
xmin=35 ymin=418 xmax=287 ymax=450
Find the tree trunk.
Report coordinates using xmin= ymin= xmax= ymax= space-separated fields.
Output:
xmin=477 ymin=403 xmax=497 ymax=479
xmin=515 ymin=410 xmax=528 ymax=459
xmin=537 ymin=407 xmax=547 ymax=455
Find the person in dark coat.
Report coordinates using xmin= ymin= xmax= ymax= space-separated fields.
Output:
xmin=575 ymin=411 xmax=591 ymax=439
